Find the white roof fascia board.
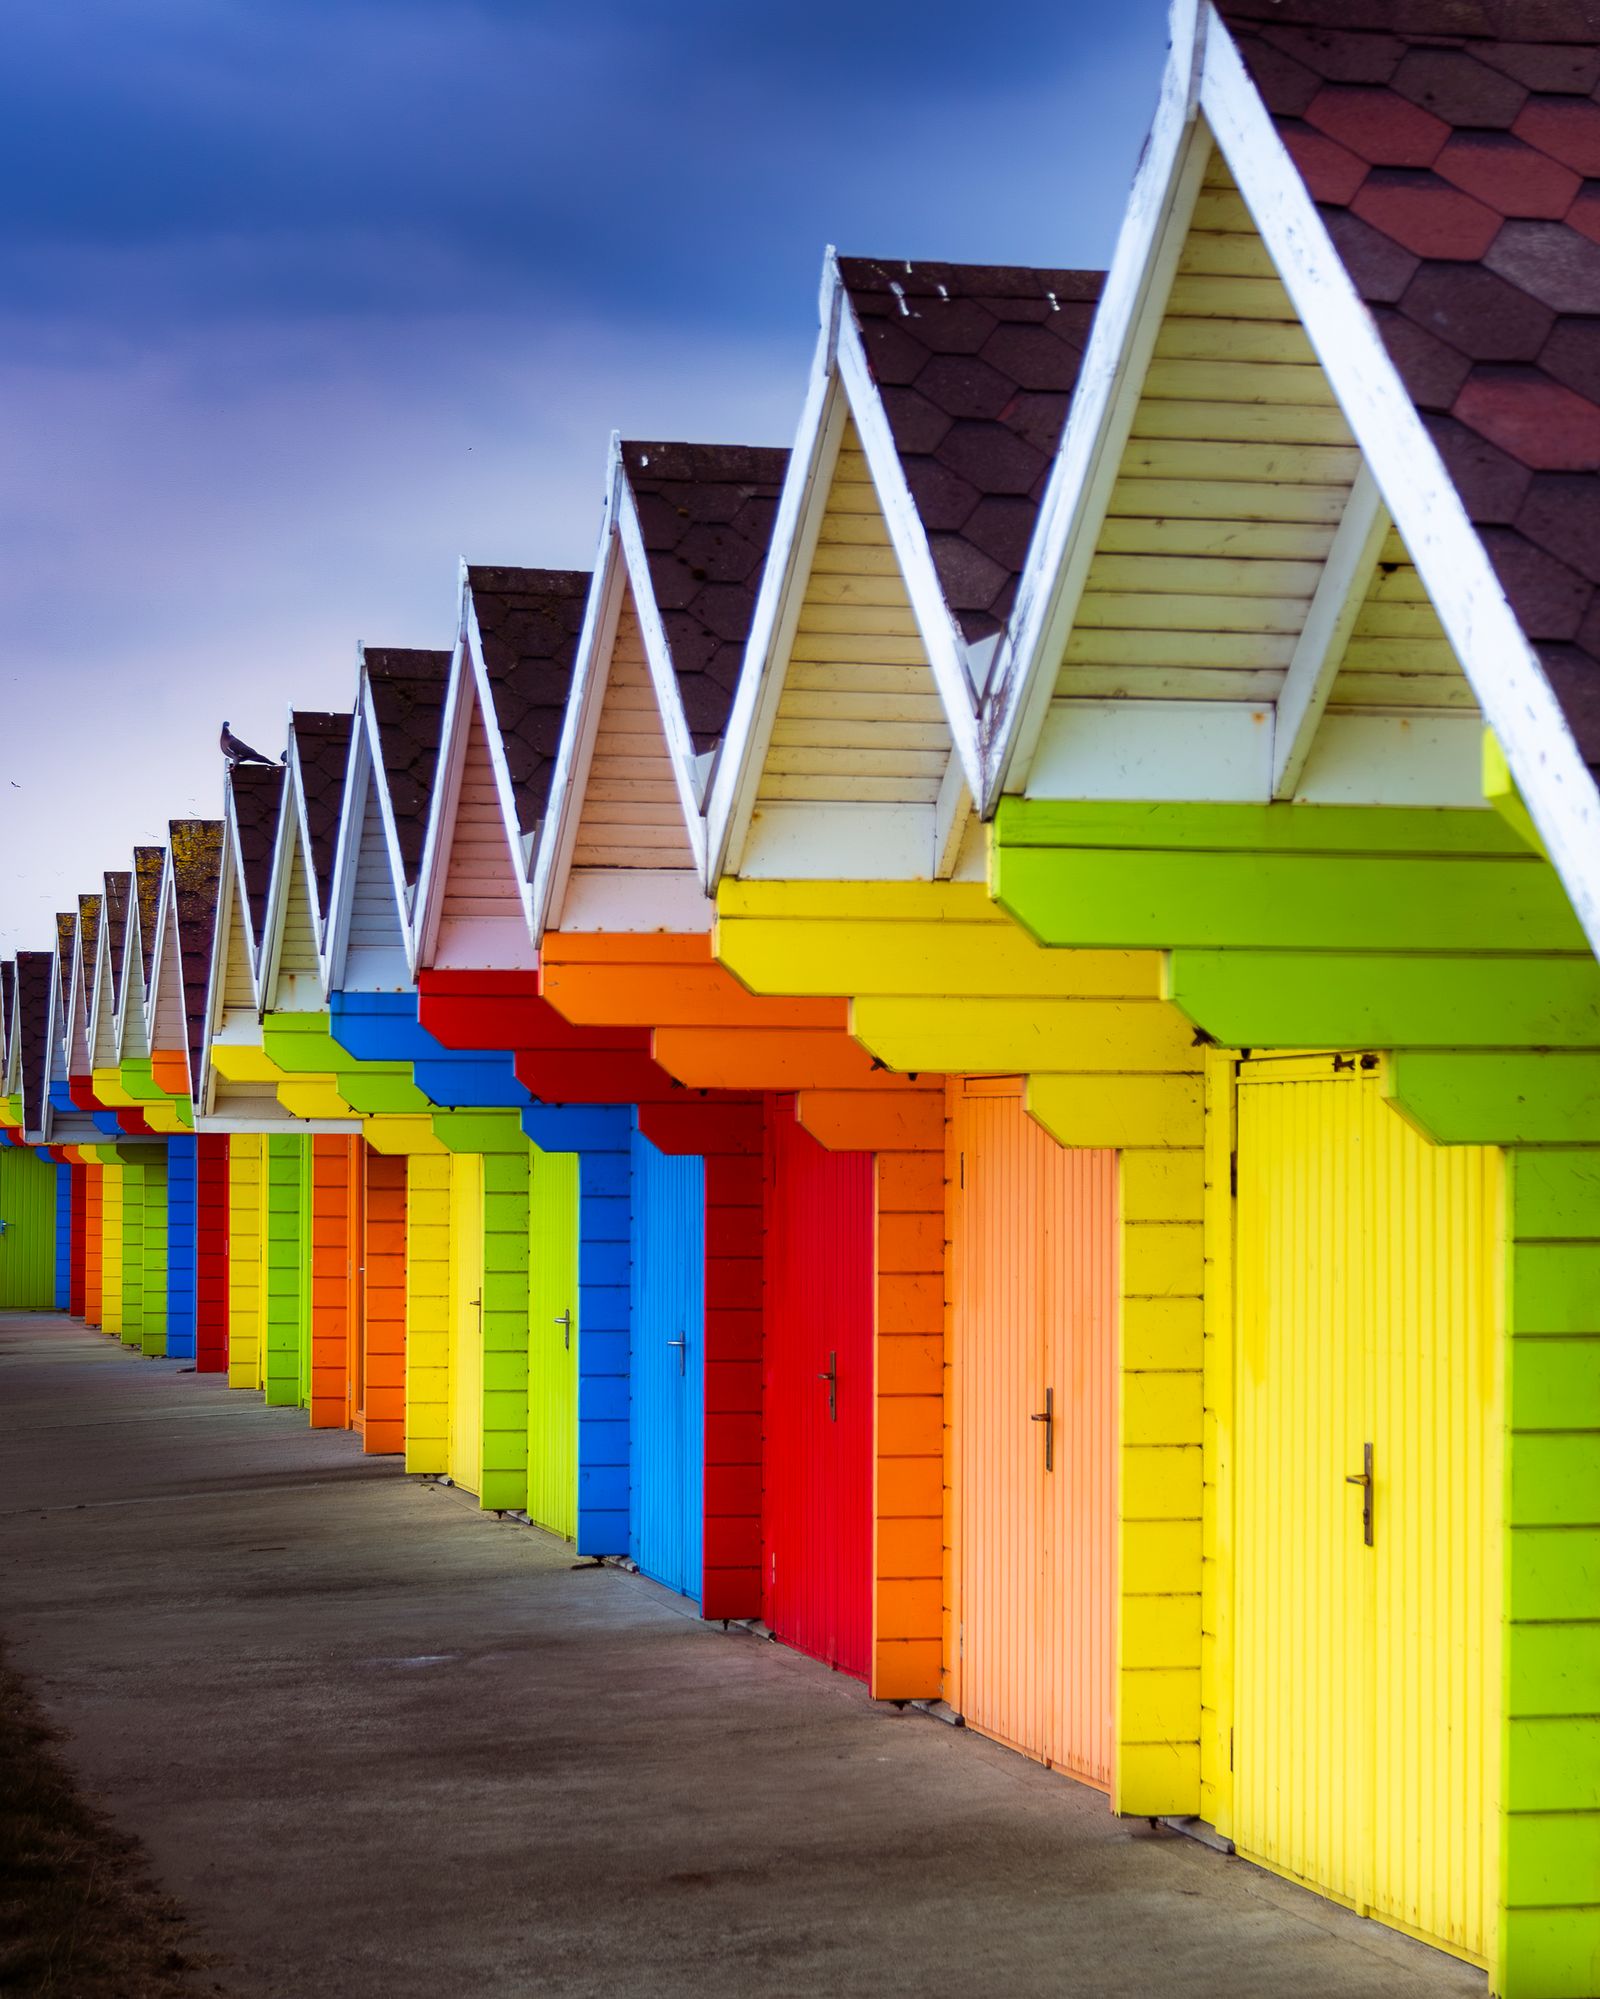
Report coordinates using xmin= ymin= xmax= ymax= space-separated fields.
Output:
xmin=197 ymin=849 xmax=248 ymax=1119
xmin=360 ymin=672 xmax=415 ymax=913
xmin=833 ymin=306 xmax=983 ymax=800
xmin=533 ymin=449 xmax=626 ymax=944
xmin=87 ymin=904 xmax=114 ymax=1070
xmin=461 ymin=600 xmax=540 ymax=939
xmin=221 ymin=777 xmax=264 ymax=1009
xmin=982 ymin=0 xmax=1211 ymax=810
xmin=66 ymin=929 xmax=90 ymax=1079
xmin=1198 ymin=7 xmax=1600 ymax=949
xmin=616 ymin=474 xmax=710 ymax=870
xmin=112 ymin=891 xmax=137 ymax=1062
xmin=410 ymin=574 xmax=474 ymax=974
xmin=934 ymin=760 xmax=973 ymax=880
xmin=322 ymin=694 xmax=370 ymax=993
xmin=144 ymin=856 xmax=177 ymax=1058
xmin=1272 ymin=464 xmax=1389 ymax=799
xmin=706 ymin=260 xmax=846 ymax=887
xmin=256 ymin=734 xmax=312 ymax=1015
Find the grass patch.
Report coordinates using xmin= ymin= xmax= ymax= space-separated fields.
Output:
xmin=0 ymin=1641 xmax=226 ymax=1997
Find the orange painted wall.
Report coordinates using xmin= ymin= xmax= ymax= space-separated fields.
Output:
xmin=361 ymin=1146 xmax=407 ymax=1454
xmin=946 ymin=1079 xmax=1117 ymax=1787
xmin=309 ymin=1135 xmax=361 ymax=1428
xmin=83 ymin=1165 xmax=103 ymax=1327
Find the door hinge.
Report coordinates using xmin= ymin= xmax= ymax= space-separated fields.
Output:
xmin=1229 ymin=1150 xmax=1237 ymax=1198
xmin=958 ymin=1151 xmax=965 ymax=1189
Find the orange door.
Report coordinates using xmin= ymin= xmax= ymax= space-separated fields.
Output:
xmin=952 ymin=1079 xmax=1117 ymax=1787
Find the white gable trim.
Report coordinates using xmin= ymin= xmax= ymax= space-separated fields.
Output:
xmin=988 ymin=0 xmax=1600 ymax=953
xmin=411 ymin=566 xmax=537 ymax=971
xmin=983 ymin=0 xmax=1211 ymax=804
xmin=258 ymin=728 xmax=327 ymax=1013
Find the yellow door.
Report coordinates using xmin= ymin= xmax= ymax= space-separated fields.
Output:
xmin=527 ymin=1145 xmax=579 ymax=1540
xmin=1232 ymin=1059 xmax=1501 ymax=1965
xmin=449 ymin=1152 xmax=484 ymax=1497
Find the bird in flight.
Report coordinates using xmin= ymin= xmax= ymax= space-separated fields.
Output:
xmin=220 ymin=722 xmax=278 ymax=766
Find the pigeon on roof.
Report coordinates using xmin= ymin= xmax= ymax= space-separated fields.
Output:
xmin=220 ymin=721 xmax=278 ymax=766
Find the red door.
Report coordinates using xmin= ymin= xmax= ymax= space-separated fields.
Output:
xmin=763 ymin=1103 xmax=873 ymax=1681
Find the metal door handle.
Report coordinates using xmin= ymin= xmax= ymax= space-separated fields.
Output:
xmin=667 ymin=1334 xmax=688 ymax=1376
xmin=554 ymin=1308 xmax=572 ymax=1350
xmin=818 ymin=1350 xmax=837 ymax=1422
xmin=1345 ymin=1441 xmax=1374 ymax=1546
xmin=1031 ymin=1385 xmax=1054 ymax=1473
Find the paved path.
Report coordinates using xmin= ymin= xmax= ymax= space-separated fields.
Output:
xmin=0 ymin=1313 xmax=1483 ymax=1998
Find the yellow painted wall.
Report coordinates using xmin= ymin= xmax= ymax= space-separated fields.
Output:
xmin=403 ymin=1155 xmax=451 ymax=1475
xmin=226 ymin=1135 xmax=264 ymax=1390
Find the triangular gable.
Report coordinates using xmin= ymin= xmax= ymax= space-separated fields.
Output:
xmin=326 ymin=649 xmax=448 ymax=991
xmin=49 ymin=916 xmax=73 ymax=1086
xmin=196 ymin=777 xmax=275 ymax=1122
xmin=0 ymin=960 xmax=12 ymax=1084
xmin=148 ymin=820 xmax=224 ymax=1097
xmin=14 ymin=952 xmax=52 ymax=1140
xmin=258 ymin=712 xmax=349 ymax=1013
xmin=414 ymin=565 xmax=588 ymax=971
xmin=536 ymin=438 xmax=788 ymax=937
xmin=708 ymin=254 xmax=1098 ymax=885
xmin=66 ymin=895 xmax=100 ymax=1079
xmin=115 ymin=845 xmax=166 ymax=1062
xmin=986 ymin=0 xmax=1600 ymax=952
xmin=89 ymin=872 xmax=130 ymax=1069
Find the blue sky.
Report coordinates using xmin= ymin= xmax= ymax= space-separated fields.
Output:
xmin=0 ymin=0 xmax=1168 ymax=956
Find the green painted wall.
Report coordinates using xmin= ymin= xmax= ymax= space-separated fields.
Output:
xmin=0 ymin=1147 xmax=58 ymax=1309
xmin=263 ymin=1135 xmax=308 ymax=1408
xmin=120 ymin=1159 xmax=145 ymax=1350
xmin=141 ymin=1152 xmax=168 ymax=1359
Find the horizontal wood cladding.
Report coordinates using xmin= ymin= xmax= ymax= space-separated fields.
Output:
xmin=221 ymin=897 xmax=254 ymax=1011
xmin=572 ymin=598 xmax=694 ymax=872
xmin=277 ymin=845 xmax=320 ymax=984
xmin=440 ymin=702 xmax=524 ymax=924
xmin=346 ymin=776 xmax=405 ymax=958
xmin=758 ymin=419 xmax=950 ymax=808
xmin=1056 ymin=156 xmax=1474 ymax=721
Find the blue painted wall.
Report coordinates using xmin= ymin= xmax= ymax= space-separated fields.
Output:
xmin=630 ymin=1129 xmax=705 ymax=1602
xmin=53 ymin=1161 xmax=71 ymax=1309
xmin=165 ymin=1135 xmax=197 ymax=1361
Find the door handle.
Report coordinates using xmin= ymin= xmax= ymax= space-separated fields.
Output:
xmin=1030 ymin=1385 xmax=1054 ymax=1473
xmin=554 ymin=1307 xmax=572 ymax=1350
xmin=818 ymin=1349 xmax=837 ymax=1422
xmin=1345 ymin=1441 xmax=1374 ymax=1546
xmin=667 ymin=1333 xmax=688 ymax=1377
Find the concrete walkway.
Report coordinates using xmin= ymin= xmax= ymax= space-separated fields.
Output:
xmin=0 ymin=1312 xmax=1483 ymax=1999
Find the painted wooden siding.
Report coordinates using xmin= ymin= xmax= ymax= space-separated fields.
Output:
xmin=758 ymin=417 xmax=949 ymax=808
xmin=1231 ymin=1064 xmax=1501 ymax=1968
xmin=403 ymin=1154 xmax=452 ymax=1475
xmin=763 ymin=1106 xmax=873 ymax=1681
xmin=526 ymin=1136 xmax=582 ymax=1541
xmin=195 ymin=1135 xmax=230 ymax=1373
xmin=629 ymin=1131 xmax=704 ymax=1599
xmin=345 ymin=774 xmax=409 ymax=985
xmin=69 ymin=1161 xmax=87 ymax=1318
xmin=120 ymin=1160 xmax=145 ymax=1348
xmin=435 ymin=700 xmax=531 ymax=974
xmin=221 ymin=892 xmax=255 ymax=1011
xmin=361 ymin=1147 xmax=407 ymax=1454
xmin=481 ymin=1144 xmax=531 ymax=1512
xmin=0 ymin=1146 xmax=59 ymax=1310
xmin=448 ymin=1151 xmax=484 ymax=1494
xmin=950 ymin=1081 xmax=1117 ymax=1788
xmin=1056 ymin=154 xmax=1473 ymax=721
xmin=84 ymin=1164 xmax=103 ymax=1326
xmin=138 ymin=1153 xmax=169 ymax=1358
xmin=226 ymin=1136 xmax=263 ymax=1390
xmin=151 ymin=906 xmax=186 ymax=1057
xmin=52 ymin=1161 xmax=70 ymax=1310
xmin=166 ymin=1135 xmax=197 ymax=1361
xmin=310 ymin=1135 xmax=360 ymax=1428
xmin=101 ymin=1165 xmax=124 ymax=1337
xmin=572 ymin=598 xmax=694 ymax=871
xmin=274 ymin=845 xmax=321 ymax=1004
xmin=262 ymin=1135 xmax=308 ymax=1406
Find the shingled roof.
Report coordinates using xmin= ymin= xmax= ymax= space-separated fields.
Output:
xmin=0 ymin=961 xmax=13 ymax=1080
xmin=290 ymin=711 xmax=353 ymax=920
xmin=620 ymin=442 xmax=789 ymax=751
xmin=838 ymin=258 xmax=1103 ymax=644
xmin=102 ymin=872 xmax=131 ymax=1012
xmin=133 ymin=846 xmax=164 ymax=985
xmin=363 ymin=648 xmax=450 ymax=887
xmin=465 ymin=567 xmax=590 ymax=837
xmin=1218 ymin=0 xmax=1600 ymax=757
xmin=15 ymin=951 xmax=51 ymax=1135
xmin=169 ymin=820 xmax=223 ymax=1091
xmin=229 ymin=761 xmax=285 ymax=948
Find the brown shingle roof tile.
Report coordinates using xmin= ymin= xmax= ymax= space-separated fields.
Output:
xmin=362 ymin=648 xmax=450 ymax=887
xmin=229 ymin=761 xmax=285 ymax=949
xmin=0 ymin=961 xmax=13 ymax=1077
xmin=169 ymin=820 xmax=223 ymax=1090
xmin=290 ymin=712 xmax=353 ymax=921
xmin=838 ymin=258 xmax=1102 ymax=643
xmin=54 ymin=914 xmax=74 ymax=1001
xmin=620 ymin=442 xmax=789 ymax=749
xmin=1218 ymin=0 xmax=1600 ymax=757
xmin=15 ymin=952 xmax=51 ymax=1134
xmin=102 ymin=873 xmax=131 ymax=1013
xmin=133 ymin=846 xmax=164 ymax=986
xmin=465 ymin=567 xmax=590 ymax=836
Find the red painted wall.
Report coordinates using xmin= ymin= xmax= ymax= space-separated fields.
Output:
xmin=194 ymin=1135 xmax=230 ymax=1374
xmin=361 ymin=1147 xmax=407 ymax=1454
xmin=68 ymin=1162 xmax=87 ymax=1317
xmin=763 ymin=1102 xmax=874 ymax=1682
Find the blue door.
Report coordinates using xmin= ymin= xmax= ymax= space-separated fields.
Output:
xmin=629 ymin=1129 xmax=705 ymax=1601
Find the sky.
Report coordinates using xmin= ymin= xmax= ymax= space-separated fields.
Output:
xmin=0 ymin=0 xmax=1170 ymax=957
